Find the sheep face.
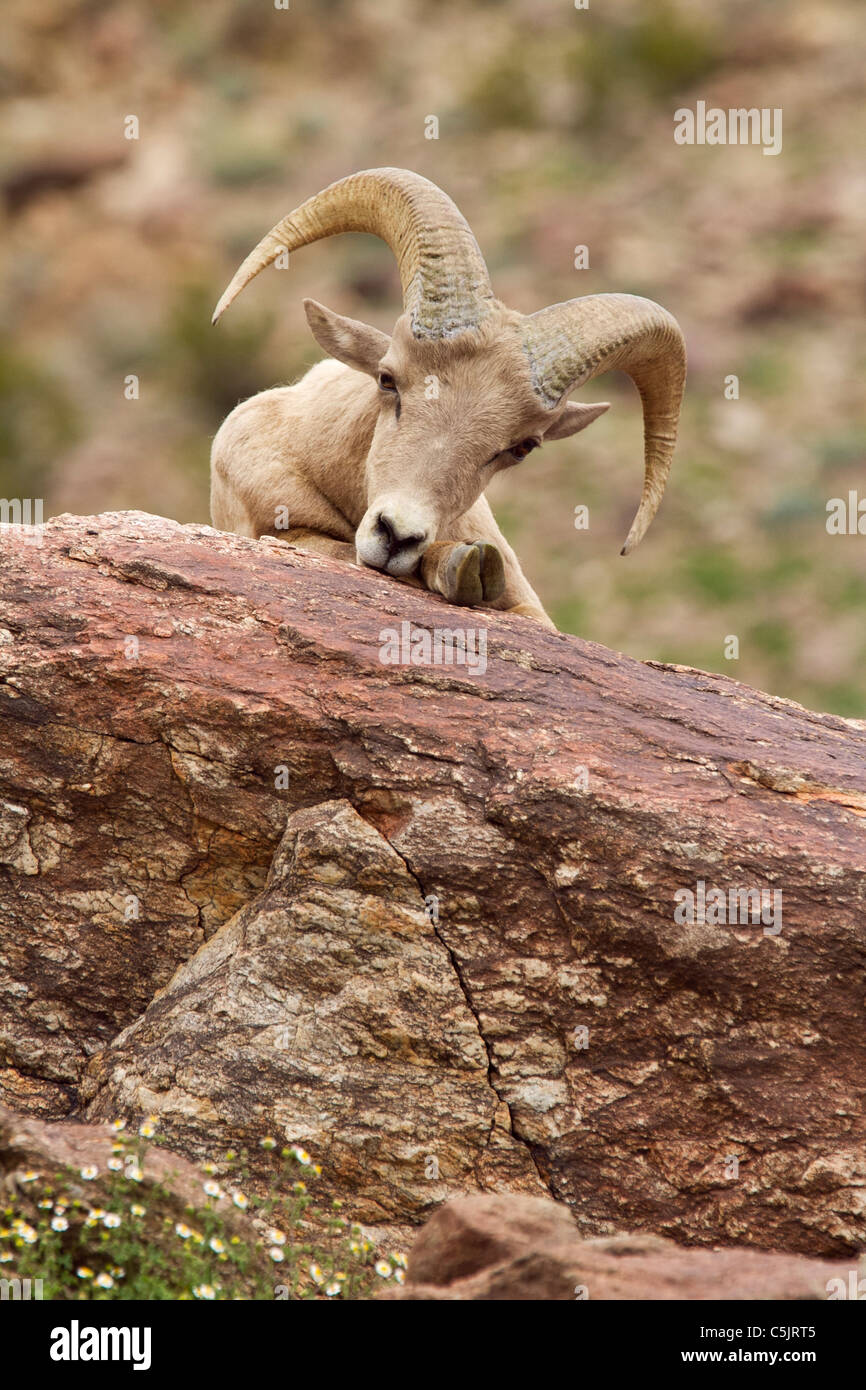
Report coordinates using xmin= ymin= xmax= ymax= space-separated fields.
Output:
xmin=212 ymin=172 xmax=685 ymax=569
xmin=304 ymin=300 xmax=608 ymax=577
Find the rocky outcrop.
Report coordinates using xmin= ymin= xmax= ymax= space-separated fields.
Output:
xmin=381 ymin=1194 xmax=858 ymax=1300
xmin=85 ymin=799 xmax=542 ymax=1222
xmin=1 ymin=511 xmax=865 ymax=1253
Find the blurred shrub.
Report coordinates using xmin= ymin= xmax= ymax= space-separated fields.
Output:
xmin=161 ymin=283 xmax=279 ymax=423
xmin=816 ymin=682 xmax=866 ymax=718
xmin=761 ymin=489 xmax=824 ymax=527
xmin=742 ymin=347 xmax=792 ymax=395
xmin=682 ymin=547 xmax=751 ymax=602
xmin=0 ymin=338 xmax=79 ymax=498
xmin=208 ymin=142 xmax=287 ymax=187
xmin=747 ymin=617 xmax=794 ymax=661
xmin=624 ymin=3 xmax=723 ymax=95
xmin=463 ymin=42 xmax=540 ymax=130
xmin=564 ymin=4 xmax=725 ymax=130
xmin=834 ymin=572 xmax=866 ymax=610
xmin=818 ymin=430 xmax=866 ymax=470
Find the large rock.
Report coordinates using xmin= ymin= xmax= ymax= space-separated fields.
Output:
xmin=84 ymin=799 xmax=542 ymax=1222
xmin=382 ymin=1194 xmax=857 ymax=1300
xmin=1 ymin=511 xmax=865 ymax=1251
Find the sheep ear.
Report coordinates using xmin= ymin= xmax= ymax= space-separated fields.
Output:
xmin=541 ymin=401 xmax=610 ymax=441
xmin=303 ymin=299 xmax=391 ymax=376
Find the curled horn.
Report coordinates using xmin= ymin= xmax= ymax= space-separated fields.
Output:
xmin=522 ymin=294 xmax=686 ymax=554
xmin=212 ymin=167 xmax=495 ymax=339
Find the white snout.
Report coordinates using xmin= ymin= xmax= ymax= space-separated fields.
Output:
xmin=355 ymin=496 xmax=433 ymax=576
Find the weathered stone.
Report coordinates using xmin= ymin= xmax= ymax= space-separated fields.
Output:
xmin=0 ymin=510 xmax=864 ymax=1251
xmin=84 ymin=799 xmax=542 ymax=1221
xmin=382 ymin=1194 xmax=858 ymax=1301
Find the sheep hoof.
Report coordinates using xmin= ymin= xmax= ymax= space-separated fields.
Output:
xmin=443 ymin=542 xmax=505 ymax=605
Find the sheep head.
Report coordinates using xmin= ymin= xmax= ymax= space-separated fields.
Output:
xmin=213 ymin=167 xmax=686 ymax=575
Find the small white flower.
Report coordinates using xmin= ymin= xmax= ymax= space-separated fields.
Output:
xmin=80 ymin=1165 xmax=98 ymax=1180
xmin=268 ymin=1246 xmax=285 ymax=1262
xmin=324 ymin=1281 xmax=341 ymax=1296
xmin=125 ymin=1165 xmax=144 ymax=1182
xmin=130 ymin=1204 xmax=146 ymax=1218
xmin=309 ymin=1263 xmax=325 ymax=1286
xmin=375 ymin=1260 xmax=392 ymax=1278
xmin=110 ymin=1119 xmax=127 ymax=1132
xmin=265 ymin=1227 xmax=286 ymax=1246
xmin=107 ymin=1157 xmax=123 ymax=1172
xmin=175 ymin=1222 xmax=192 ymax=1240
xmin=103 ymin=1213 xmax=122 ymax=1229
xmin=50 ymin=1216 xmax=69 ymax=1232
xmin=94 ymin=1272 xmax=114 ymax=1289
xmin=203 ymin=1180 xmax=222 ymax=1199
xmin=209 ymin=1237 xmax=225 ymax=1254
xmin=231 ymin=1191 xmax=248 ymax=1211
xmin=193 ymin=1284 xmax=216 ymax=1300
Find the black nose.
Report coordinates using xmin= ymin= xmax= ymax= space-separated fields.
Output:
xmin=377 ymin=513 xmax=425 ymax=560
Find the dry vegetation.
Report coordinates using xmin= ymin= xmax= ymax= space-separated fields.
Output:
xmin=1 ymin=0 xmax=864 ymax=712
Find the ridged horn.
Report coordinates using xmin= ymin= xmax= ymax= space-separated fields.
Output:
xmin=522 ymin=294 xmax=686 ymax=554
xmin=212 ymin=167 xmax=495 ymax=338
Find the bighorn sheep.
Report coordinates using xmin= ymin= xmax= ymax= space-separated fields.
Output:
xmin=210 ymin=168 xmax=685 ymax=627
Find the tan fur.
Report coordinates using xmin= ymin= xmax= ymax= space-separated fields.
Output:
xmin=211 ymin=305 xmax=610 ymax=627
xmin=210 ymin=169 xmax=685 ymax=623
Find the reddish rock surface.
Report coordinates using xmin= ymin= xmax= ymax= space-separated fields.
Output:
xmin=382 ymin=1194 xmax=858 ymax=1300
xmin=1 ymin=511 xmax=865 ymax=1251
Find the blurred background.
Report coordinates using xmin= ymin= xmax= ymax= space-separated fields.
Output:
xmin=1 ymin=0 xmax=864 ymax=713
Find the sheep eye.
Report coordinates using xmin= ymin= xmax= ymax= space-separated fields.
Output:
xmin=510 ymin=438 xmax=538 ymax=461
xmin=378 ymin=372 xmax=398 ymax=393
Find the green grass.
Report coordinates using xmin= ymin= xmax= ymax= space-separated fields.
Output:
xmin=1 ymin=1123 xmax=404 ymax=1301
